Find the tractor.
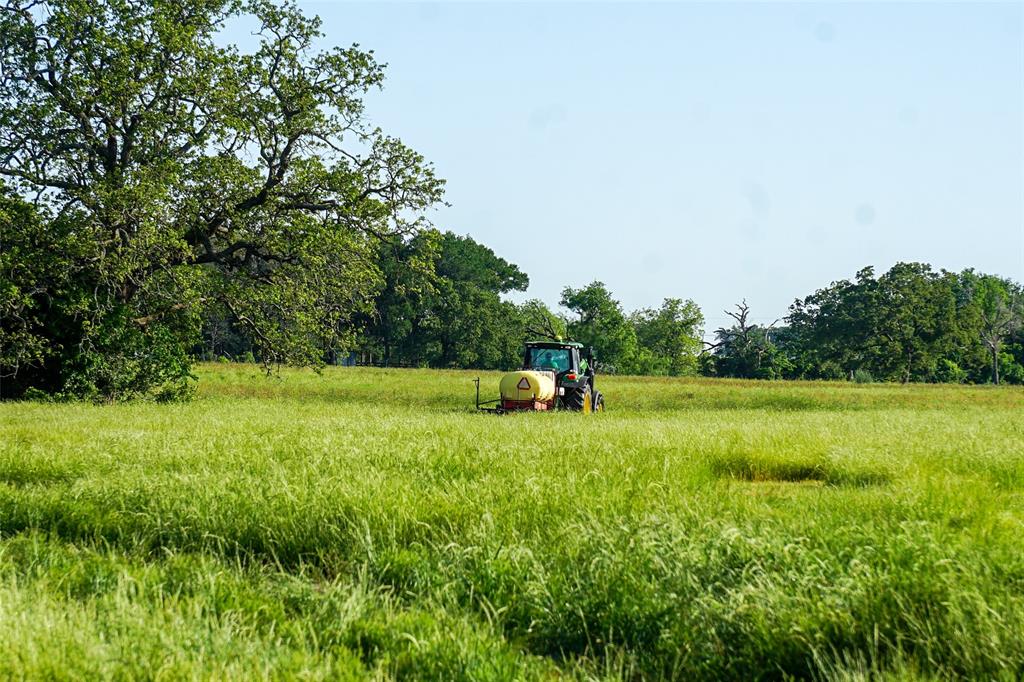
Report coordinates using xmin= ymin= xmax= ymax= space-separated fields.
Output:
xmin=475 ymin=340 xmax=605 ymax=414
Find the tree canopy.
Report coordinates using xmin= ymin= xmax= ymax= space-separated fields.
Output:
xmin=708 ymin=301 xmax=790 ymax=380
xmin=559 ymin=281 xmax=635 ymax=373
xmin=0 ymin=0 xmax=442 ymax=398
xmin=359 ymin=231 xmax=530 ymax=369
xmin=630 ymin=298 xmax=704 ymax=376
xmin=779 ymin=263 xmax=1022 ymax=384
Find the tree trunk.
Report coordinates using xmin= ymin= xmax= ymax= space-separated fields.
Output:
xmin=992 ymin=346 xmax=1000 ymax=385
xmin=381 ymin=322 xmax=391 ymax=367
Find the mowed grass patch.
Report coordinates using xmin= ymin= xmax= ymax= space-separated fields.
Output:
xmin=1 ymin=364 xmax=1023 ymax=679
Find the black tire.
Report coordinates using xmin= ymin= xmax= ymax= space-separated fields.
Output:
xmin=593 ymin=391 xmax=604 ymax=413
xmin=564 ymin=384 xmax=591 ymax=412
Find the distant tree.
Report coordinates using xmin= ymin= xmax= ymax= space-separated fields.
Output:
xmin=358 ymin=231 xmax=529 ymax=369
xmin=871 ymin=263 xmax=959 ymax=383
xmin=435 ymin=232 xmax=528 ymax=295
xmin=0 ymin=0 xmax=443 ymax=399
xmin=787 ymin=263 xmax=968 ymax=383
xmin=521 ymin=299 xmax=568 ymax=342
xmin=972 ymin=276 xmax=1023 ymax=385
xmin=788 ymin=268 xmax=880 ymax=380
xmin=708 ymin=300 xmax=789 ymax=379
xmin=941 ymin=271 xmax=991 ymax=383
xmin=196 ymin=304 xmax=254 ymax=362
xmin=423 ymin=232 xmax=527 ymax=368
xmin=630 ymin=298 xmax=704 ymax=376
xmin=359 ymin=231 xmax=439 ymax=366
xmin=560 ymin=281 xmax=638 ymax=373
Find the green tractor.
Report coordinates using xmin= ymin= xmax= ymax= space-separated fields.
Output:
xmin=476 ymin=340 xmax=605 ymax=414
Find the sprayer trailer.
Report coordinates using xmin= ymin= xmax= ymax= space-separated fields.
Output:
xmin=475 ymin=341 xmax=605 ymax=414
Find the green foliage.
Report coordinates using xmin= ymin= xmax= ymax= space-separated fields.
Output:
xmin=933 ymin=359 xmax=967 ymax=384
xmin=561 ymin=281 xmax=639 ymax=373
xmin=354 ymin=271 xmax=706 ymax=378
xmin=358 ymin=230 xmax=440 ymax=365
xmin=2 ymin=364 xmax=1024 ymax=678
xmin=781 ymin=263 xmax=1023 ymax=385
xmin=425 ymin=233 xmax=528 ymax=369
xmin=967 ymin=271 xmax=1024 ymax=385
xmin=709 ymin=302 xmax=792 ymax=379
xmin=785 ymin=268 xmax=880 ymax=379
xmin=358 ymin=230 xmax=529 ymax=369
xmin=630 ymin=298 xmax=704 ymax=376
xmin=0 ymin=0 xmax=443 ymax=399
xmin=998 ymin=351 xmax=1024 ymax=384
xmin=518 ymin=298 xmax=567 ymax=342
xmin=871 ymin=263 xmax=961 ymax=382
xmin=0 ymin=186 xmax=69 ymax=388
xmin=852 ymin=368 xmax=874 ymax=384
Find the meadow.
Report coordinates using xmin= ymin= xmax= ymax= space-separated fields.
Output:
xmin=1 ymin=364 xmax=1023 ymax=680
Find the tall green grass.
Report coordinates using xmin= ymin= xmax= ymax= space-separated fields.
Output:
xmin=1 ymin=365 xmax=1022 ymax=679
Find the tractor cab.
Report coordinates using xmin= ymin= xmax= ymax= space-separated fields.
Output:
xmin=524 ymin=341 xmax=588 ymax=382
xmin=522 ymin=341 xmax=602 ymax=412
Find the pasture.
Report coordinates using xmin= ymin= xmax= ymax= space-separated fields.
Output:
xmin=1 ymin=365 xmax=1022 ymax=680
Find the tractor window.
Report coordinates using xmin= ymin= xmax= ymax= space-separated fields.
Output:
xmin=527 ymin=348 xmax=571 ymax=373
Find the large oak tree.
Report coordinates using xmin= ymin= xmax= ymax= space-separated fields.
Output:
xmin=0 ymin=0 xmax=443 ymax=399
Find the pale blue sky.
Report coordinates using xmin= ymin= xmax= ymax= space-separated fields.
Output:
xmin=245 ymin=2 xmax=1023 ymax=329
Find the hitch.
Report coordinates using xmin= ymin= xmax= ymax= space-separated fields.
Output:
xmin=474 ymin=377 xmax=503 ymax=413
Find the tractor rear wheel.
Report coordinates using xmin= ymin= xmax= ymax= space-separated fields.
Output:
xmin=564 ymin=384 xmax=592 ymax=412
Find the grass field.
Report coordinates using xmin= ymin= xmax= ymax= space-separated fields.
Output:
xmin=1 ymin=365 xmax=1023 ymax=680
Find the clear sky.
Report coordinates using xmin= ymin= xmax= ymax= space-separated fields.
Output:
xmin=246 ymin=2 xmax=1023 ymax=330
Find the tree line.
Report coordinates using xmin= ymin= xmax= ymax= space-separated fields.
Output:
xmin=712 ymin=264 xmax=1024 ymax=385
xmin=1 ymin=0 xmax=1021 ymax=401
xmin=197 ymin=228 xmax=707 ymax=378
xmin=199 ymin=237 xmax=1024 ymax=388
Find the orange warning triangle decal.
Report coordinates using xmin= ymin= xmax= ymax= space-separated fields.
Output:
xmin=517 ymin=377 xmax=531 ymax=390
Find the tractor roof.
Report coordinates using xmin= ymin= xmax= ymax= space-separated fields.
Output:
xmin=525 ymin=340 xmax=584 ymax=349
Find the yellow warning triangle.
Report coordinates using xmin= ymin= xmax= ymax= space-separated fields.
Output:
xmin=517 ymin=377 xmax=531 ymax=390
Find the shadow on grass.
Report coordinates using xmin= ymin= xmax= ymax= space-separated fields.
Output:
xmin=709 ymin=452 xmax=891 ymax=487
xmin=0 ymin=464 xmax=81 ymax=488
